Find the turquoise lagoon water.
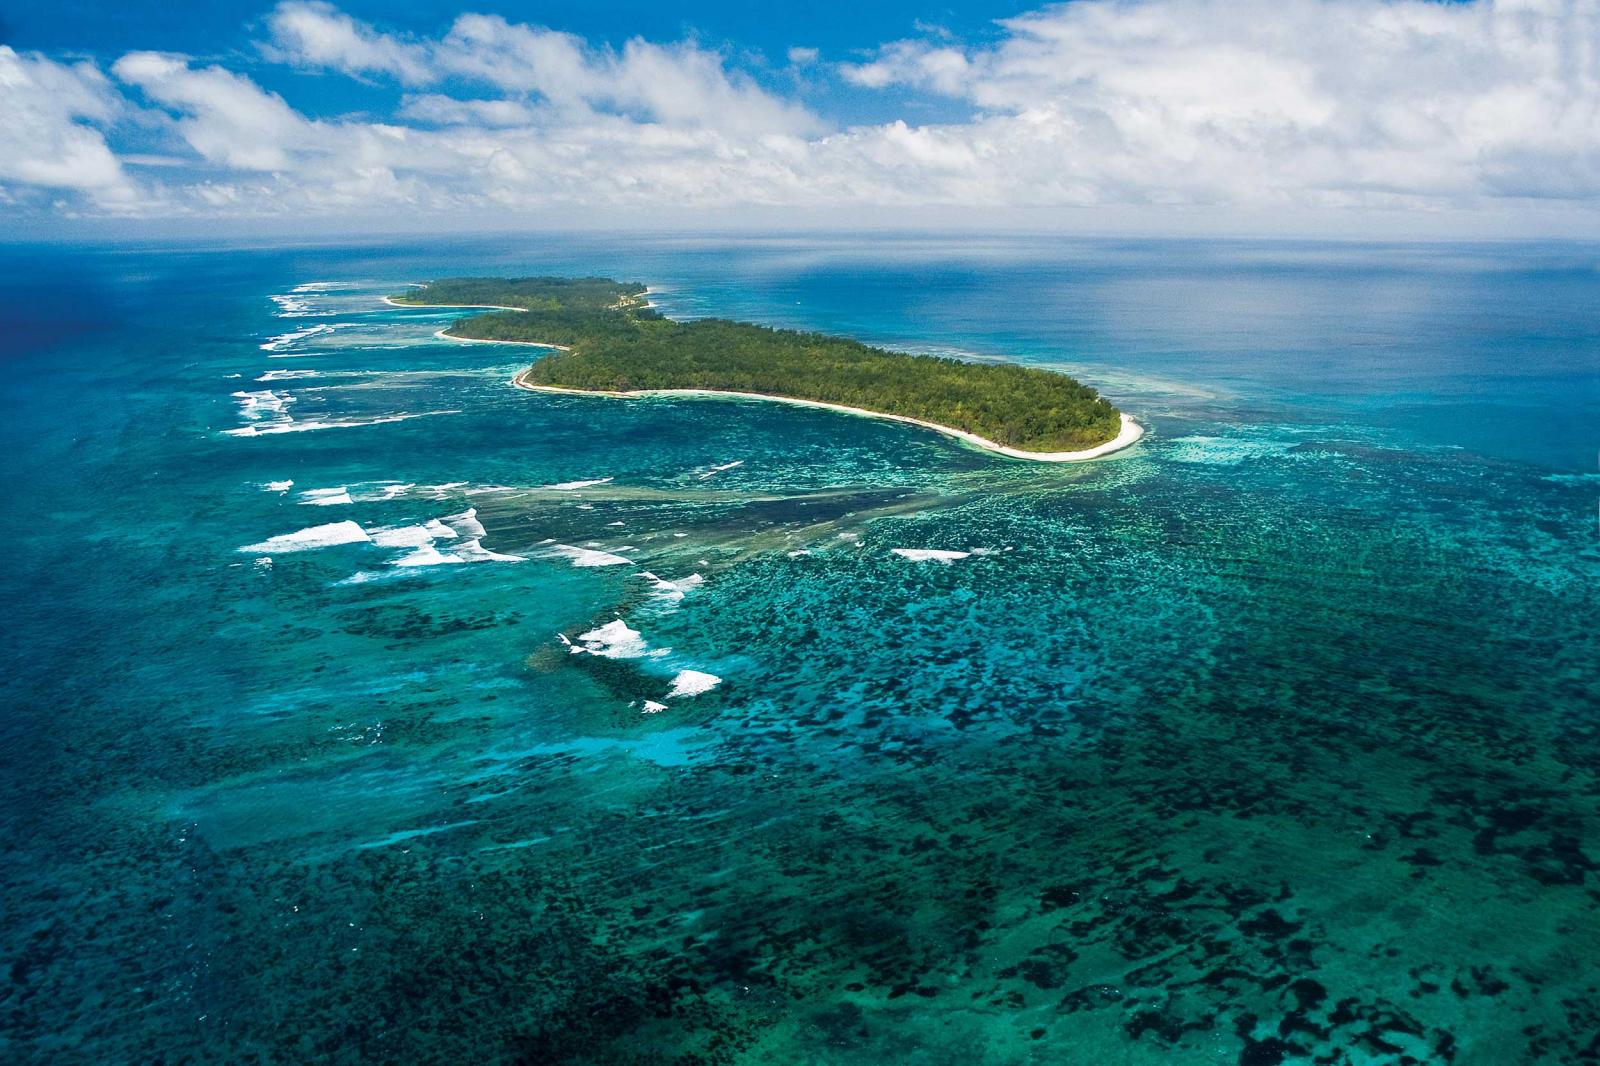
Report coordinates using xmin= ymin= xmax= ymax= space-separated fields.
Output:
xmin=0 ymin=236 xmax=1596 ymax=1064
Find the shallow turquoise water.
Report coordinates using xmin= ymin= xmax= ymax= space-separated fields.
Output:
xmin=1 ymin=236 xmax=1596 ymax=1064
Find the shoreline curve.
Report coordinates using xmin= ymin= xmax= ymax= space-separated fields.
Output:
xmin=511 ymin=370 xmax=1143 ymax=463
xmin=382 ymin=295 xmax=531 ymax=312
xmin=389 ymin=293 xmax=1142 ymax=463
xmin=431 ymin=329 xmax=570 ymax=350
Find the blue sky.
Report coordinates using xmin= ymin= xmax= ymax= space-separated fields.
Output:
xmin=7 ymin=1 xmax=1011 ymax=63
xmin=3 ymin=0 xmax=1599 ymax=237
xmin=4 ymin=0 xmax=1004 ymax=140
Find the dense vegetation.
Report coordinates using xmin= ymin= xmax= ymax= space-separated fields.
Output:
xmin=390 ymin=276 xmax=648 ymax=316
xmin=396 ymin=277 xmax=1123 ymax=451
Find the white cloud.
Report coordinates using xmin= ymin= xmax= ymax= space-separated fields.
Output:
xmin=113 ymin=51 xmax=315 ymax=170
xmin=5 ymin=0 xmax=1600 ymax=231
xmin=431 ymin=15 xmax=606 ymax=105
xmin=0 ymin=47 xmax=134 ymax=199
xmin=264 ymin=0 xmax=434 ymax=85
xmin=841 ymin=42 xmax=970 ymax=93
xmin=398 ymin=94 xmax=540 ymax=128
xmin=840 ymin=0 xmax=1600 ymax=208
xmin=264 ymin=4 xmax=822 ymax=137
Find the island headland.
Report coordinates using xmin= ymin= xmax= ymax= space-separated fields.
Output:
xmin=390 ymin=277 xmax=1142 ymax=461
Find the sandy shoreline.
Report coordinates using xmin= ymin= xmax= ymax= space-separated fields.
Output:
xmin=382 ymin=296 xmax=531 ymax=312
xmin=512 ymin=371 xmax=1143 ymax=463
xmin=386 ymin=290 xmax=1141 ymax=462
xmin=385 ymin=290 xmax=647 ymax=314
xmin=433 ymin=329 xmax=570 ymax=350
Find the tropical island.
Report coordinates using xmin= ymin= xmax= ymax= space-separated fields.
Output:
xmin=390 ymin=277 xmax=1141 ymax=460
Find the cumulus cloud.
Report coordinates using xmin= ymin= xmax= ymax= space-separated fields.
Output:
xmin=841 ymin=42 xmax=970 ymax=93
xmin=398 ymin=94 xmax=540 ymax=128
xmin=114 ymin=51 xmax=317 ymax=170
xmin=4 ymin=0 xmax=1600 ymax=229
xmin=264 ymin=0 xmax=433 ymax=84
xmin=0 ymin=47 xmax=134 ymax=200
xmin=263 ymin=3 xmax=822 ymax=136
xmin=433 ymin=16 xmax=822 ymax=136
xmin=841 ymin=0 xmax=1600 ymax=207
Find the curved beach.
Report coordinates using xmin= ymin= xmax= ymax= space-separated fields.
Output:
xmin=382 ymin=296 xmax=531 ymax=312
xmin=403 ymin=290 xmax=1141 ymax=463
xmin=512 ymin=370 xmax=1143 ymax=463
xmin=432 ymin=329 xmax=569 ymax=350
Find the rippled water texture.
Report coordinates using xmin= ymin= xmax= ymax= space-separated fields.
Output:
xmin=1 ymin=236 xmax=1597 ymax=1064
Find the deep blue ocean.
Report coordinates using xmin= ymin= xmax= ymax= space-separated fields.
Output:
xmin=1 ymin=235 xmax=1596 ymax=1064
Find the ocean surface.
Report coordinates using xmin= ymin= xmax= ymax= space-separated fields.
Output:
xmin=0 ymin=234 xmax=1596 ymax=1064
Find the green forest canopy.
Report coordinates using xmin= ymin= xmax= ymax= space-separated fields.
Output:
xmin=393 ymin=277 xmax=1123 ymax=451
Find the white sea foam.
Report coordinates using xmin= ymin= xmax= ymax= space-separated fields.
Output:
xmin=241 ymin=521 xmax=370 ymax=553
xmin=299 ymin=487 xmax=353 ymax=506
xmin=336 ymin=570 xmax=396 ymax=585
xmin=268 ymin=293 xmax=339 ymax=318
xmin=544 ymin=544 xmax=632 ymax=567
xmin=570 ymin=619 xmax=663 ymax=659
xmin=223 ymin=411 xmax=459 ymax=437
xmin=411 ymin=482 xmax=467 ymax=500
xmin=540 ymin=477 xmax=614 ymax=490
xmin=223 ymin=421 xmax=313 ymax=437
xmin=260 ymin=324 xmax=334 ymax=351
xmin=455 ymin=538 xmax=525 ymax=563
xmin=637 ymin=571 xmax=704 ymax=604
xmin=263 ymin=480 xmax=293 ymax=493
xmin=337 ymin=481 xmax=415 ymax=502
xmin=440 ymin=508 xmax=486 ymax=538
xmin=697 ymin=460 xmax=744 ymax=479
xmin=370 ymin=512 xmax=520 ymax=565
xmin=423 ymin=518 xmax=460 ymax=539
xmin=892 ymin=548 xmax=972 ymax=563
xmin=257 ymin=369 xmax=319 ymax=382
xmin=393 ymin=543 xmax=466 ymax=567
xmin=641 ymin=700 xmax=668 ymax=714
xmin=667 ymin=670 xmax=722 ymax=698
xmin=370 ymin=525 xmax=438 ymax=549
xmin=232 ymin=390 xmax=293 ymax=420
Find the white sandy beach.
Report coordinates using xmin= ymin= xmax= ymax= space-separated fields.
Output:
xmin=382 ymin=296 xmax=531 ymax=312
xmin=511 ymin=371 xmax=1144 ymax=463
xmin=433 ymin=329 xmax=570 ymax=350
xmin=392 ymin=292 xmax=1142 ymax=462
xmin=386 ymin=289 xmax=648 ymax=314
